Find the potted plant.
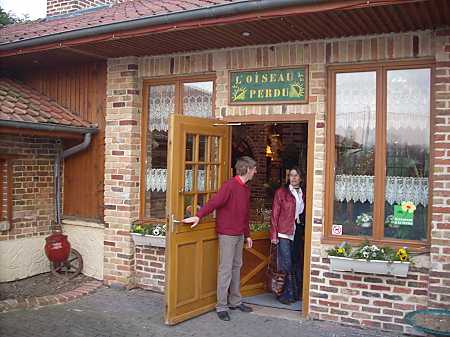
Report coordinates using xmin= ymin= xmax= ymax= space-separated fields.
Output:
xmin=130 ymin=223 xmax=166 ymax=248
xmin=327 ymin=241 xmax=411 ymax=277
xmin=355 ymin=213 xmax=373 ymax=228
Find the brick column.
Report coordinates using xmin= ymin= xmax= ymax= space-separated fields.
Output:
xmin=429 ymin=28 xmax=450 ymax=308
xmin=103 ymin=57 xmax=141 ymax=286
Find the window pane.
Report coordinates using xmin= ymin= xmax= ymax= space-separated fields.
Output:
xmin=183 ymin=81 xmax=213 ymax=118
xmin=144 ymin=85 xmax=174 ymax=219
xmin=384 ymin=69 xmax=430 ymax=241
xmin=333 ymin=72 xmax=376 ymax=236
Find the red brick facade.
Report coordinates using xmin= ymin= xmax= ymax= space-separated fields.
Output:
xmin=103 ymin=29 xmax=448 ymax=335
xmin=428 ymin=28 xmax=450 ymax=309
xmin=0 ymin=135 xmax=58 ymax=241
xmin=135 ymin=245 xmax=165 ymax=293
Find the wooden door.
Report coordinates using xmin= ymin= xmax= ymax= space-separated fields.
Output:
xmin=165 ymin=114 xmax=230 ymax=325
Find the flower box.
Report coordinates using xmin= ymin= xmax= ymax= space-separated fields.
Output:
xmin=329 ymin=256 xmax=410 ymax=277
xmin=130 ymin=233 xmax=166 ymax=248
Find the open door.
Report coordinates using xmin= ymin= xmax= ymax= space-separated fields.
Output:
xmin=165 ymin=114 xmax=230 ymax=325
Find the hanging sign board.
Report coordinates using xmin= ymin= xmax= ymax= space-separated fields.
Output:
xmin=392 ymin=201 xmax=416 ymax=226
xmin=229 ymin=66 xmax=308 ymax=105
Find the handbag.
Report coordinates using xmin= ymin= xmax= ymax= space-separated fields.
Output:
xmin=266 ymin=243 xmax=285 ymax=296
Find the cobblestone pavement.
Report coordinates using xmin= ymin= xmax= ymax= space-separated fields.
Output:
xmin=0 ymin=287 xmax=406 ymax=337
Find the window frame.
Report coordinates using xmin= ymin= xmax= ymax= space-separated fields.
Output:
xmin=139 ymin=74 xmax=216 ymax=224
xmin=323 ymin=59 xmax=434 ymax=251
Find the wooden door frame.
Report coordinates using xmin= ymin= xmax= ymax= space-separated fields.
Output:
xmin=224 ymin=113 xmax=315 ymax=317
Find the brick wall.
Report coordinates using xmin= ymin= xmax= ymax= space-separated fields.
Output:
xmin=0 ymin=135 xmax=58 ymax=241
xmin=46 ymin=0 xmax=112 ymax=17
xmin=104 ymin=29 xmax=448 ymax=334
xmin=103 ymin=56 xmax=141 ymax=286
xmin=429 ymin=28 xmax=450 ymax=309
xmin=135 ymin=246 xmax=165 ymax=292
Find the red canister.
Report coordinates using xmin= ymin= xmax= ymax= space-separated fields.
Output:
xmin=44 ymin=233 xmax=71 ymax=263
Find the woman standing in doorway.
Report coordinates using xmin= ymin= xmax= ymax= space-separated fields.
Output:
xmin=270 ymin=167 xmax=305 ymax=304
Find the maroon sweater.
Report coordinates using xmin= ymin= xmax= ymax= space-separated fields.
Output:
xmin=197 ymin=176 xmax=250 ymax=237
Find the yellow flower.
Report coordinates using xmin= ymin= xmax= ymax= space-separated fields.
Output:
xmin=396 ymin=248 xmax=408 ymax=262
xmin=401 ymin=201 xmax=416 ymax=213
xmin=337 ymin=248 xmax=345 ymax=255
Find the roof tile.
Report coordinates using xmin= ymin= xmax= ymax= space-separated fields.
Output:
xmin=0 ymin=0 xmax=240 ymax=45
xmin=0 ymin=78 xmax=94 ymax=129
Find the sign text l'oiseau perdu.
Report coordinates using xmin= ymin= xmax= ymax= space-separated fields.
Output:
xmin=229 ymin=67 xmax=308 ymax=105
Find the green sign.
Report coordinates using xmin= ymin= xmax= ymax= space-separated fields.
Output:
xmin=393 ymin=202 xmax=415 ymax=226
xmin=229 ymin=67 xmax=308 ymax=104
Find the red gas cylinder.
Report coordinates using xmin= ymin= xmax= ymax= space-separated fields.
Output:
xmin=44 ymin=233 xmax=71 ymax=263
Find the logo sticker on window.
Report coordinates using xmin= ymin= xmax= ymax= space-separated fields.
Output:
xmin=393 ymin=201 xmax=416 ymax=226
xmin=332 ymin=224 xmax=343 ymax=236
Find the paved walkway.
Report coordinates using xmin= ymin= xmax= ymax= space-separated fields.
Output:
xmin=0 ymin=287 xmax=406 ymax=337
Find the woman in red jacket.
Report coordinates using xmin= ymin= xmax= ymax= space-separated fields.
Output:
xmin=270 ymin=167 xmax=305 ymax=304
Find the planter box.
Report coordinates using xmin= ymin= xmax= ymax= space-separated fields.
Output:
xmin=329 ymin=256 xmax=410 ymax=277
xmin=131 ymin=233 xmax=166 ymax=248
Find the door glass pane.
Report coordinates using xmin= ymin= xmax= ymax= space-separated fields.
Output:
xmin=199 ymin=135 xmax=208 ymax=162
xmin=183 ymin=81 xmax=213 ymax=118
xmin=144 ymin=85 xmax=174 ymax=218
xmin=384 ymin=69 xmax=430 ymax=241
xmin=197 ymin=194 xmax=207 ymax=214
xmin=210 ymin=137 xmax=220 ymax=163
xmin=184 ymin=164 xmax=194 ymax=192
xmin=209 ymin=165 xmax=219 ymax=192
xmin=333 ymin=72 xmax=376 ymax=236
xmin=186 ymin=134 xmax=195 ymax=162
xmin=198 ymin=164 xmax=206 ymax=192
xmin=183 ymin=194 xmax=194 ymax=218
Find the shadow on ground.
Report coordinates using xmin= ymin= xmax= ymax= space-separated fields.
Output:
xmin=0 ymin=287 xmax=406 ymax=337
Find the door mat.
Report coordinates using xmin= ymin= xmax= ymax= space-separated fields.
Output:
xmin=243 ymin=293 xmax=301 ymax=311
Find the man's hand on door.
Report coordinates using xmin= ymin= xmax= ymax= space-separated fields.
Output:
xmin=246 ymin=237 xmax=253 ymax=249
xmin=183 ymin=216 xmax=200 ymax=228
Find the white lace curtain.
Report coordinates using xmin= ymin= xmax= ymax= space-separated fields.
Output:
xmin=183 ymin=82 xmax=213 ymax=118
xmin=146 ymin=168 xmax=206 ymax=193
xmin=148 ymin=85 xmax=175 ymax=132
xmin=335 ymin=174 xmax=428 ymax=206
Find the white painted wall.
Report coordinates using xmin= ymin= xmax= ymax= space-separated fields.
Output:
xmin=62 ymin=220 xmax=104 ymax=280
xmin=0 ymin=236 xmax=50 ymax=282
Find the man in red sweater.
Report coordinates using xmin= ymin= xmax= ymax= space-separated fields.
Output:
xmin=182 ymin=156 xmax=257 ymax=321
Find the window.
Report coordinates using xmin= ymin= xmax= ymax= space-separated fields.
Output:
xmin=139 ymin=76 xmax=215 ymax=222
xmin=325 ymin=62 xmax=432 ymax=247
xmin=0 ymin=158 xmax=13 ymax=230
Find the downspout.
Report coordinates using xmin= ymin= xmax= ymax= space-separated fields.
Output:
xmin=54 ymin=132 xmax=93 ymax=225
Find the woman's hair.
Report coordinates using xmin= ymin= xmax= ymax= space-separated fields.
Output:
xmin=285 ymin=166 xmax=304 ymax=187
xmin=235 ymin=156 xmax=257 ymax=176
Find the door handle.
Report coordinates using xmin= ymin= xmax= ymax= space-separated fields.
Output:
xmin=171 ymin=214 xmax=182 ymax=232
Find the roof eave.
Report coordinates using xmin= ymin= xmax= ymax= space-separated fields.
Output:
xmin=0 ymin=0 xmax=327 ymax=52
xmin=0 ymin=119 xmax=98 ymax=135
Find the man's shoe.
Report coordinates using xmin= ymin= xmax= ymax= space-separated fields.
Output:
xmin=230 ymin=303 xmax=253 ymax=313
xmin=217 ymin=311 xmax=231 ymax=321
xmin=277 ymin=297 xmax=292 ymax=305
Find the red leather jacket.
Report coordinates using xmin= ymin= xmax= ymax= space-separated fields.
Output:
xmin=270 ymin=186 xmax=305 ymax=242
